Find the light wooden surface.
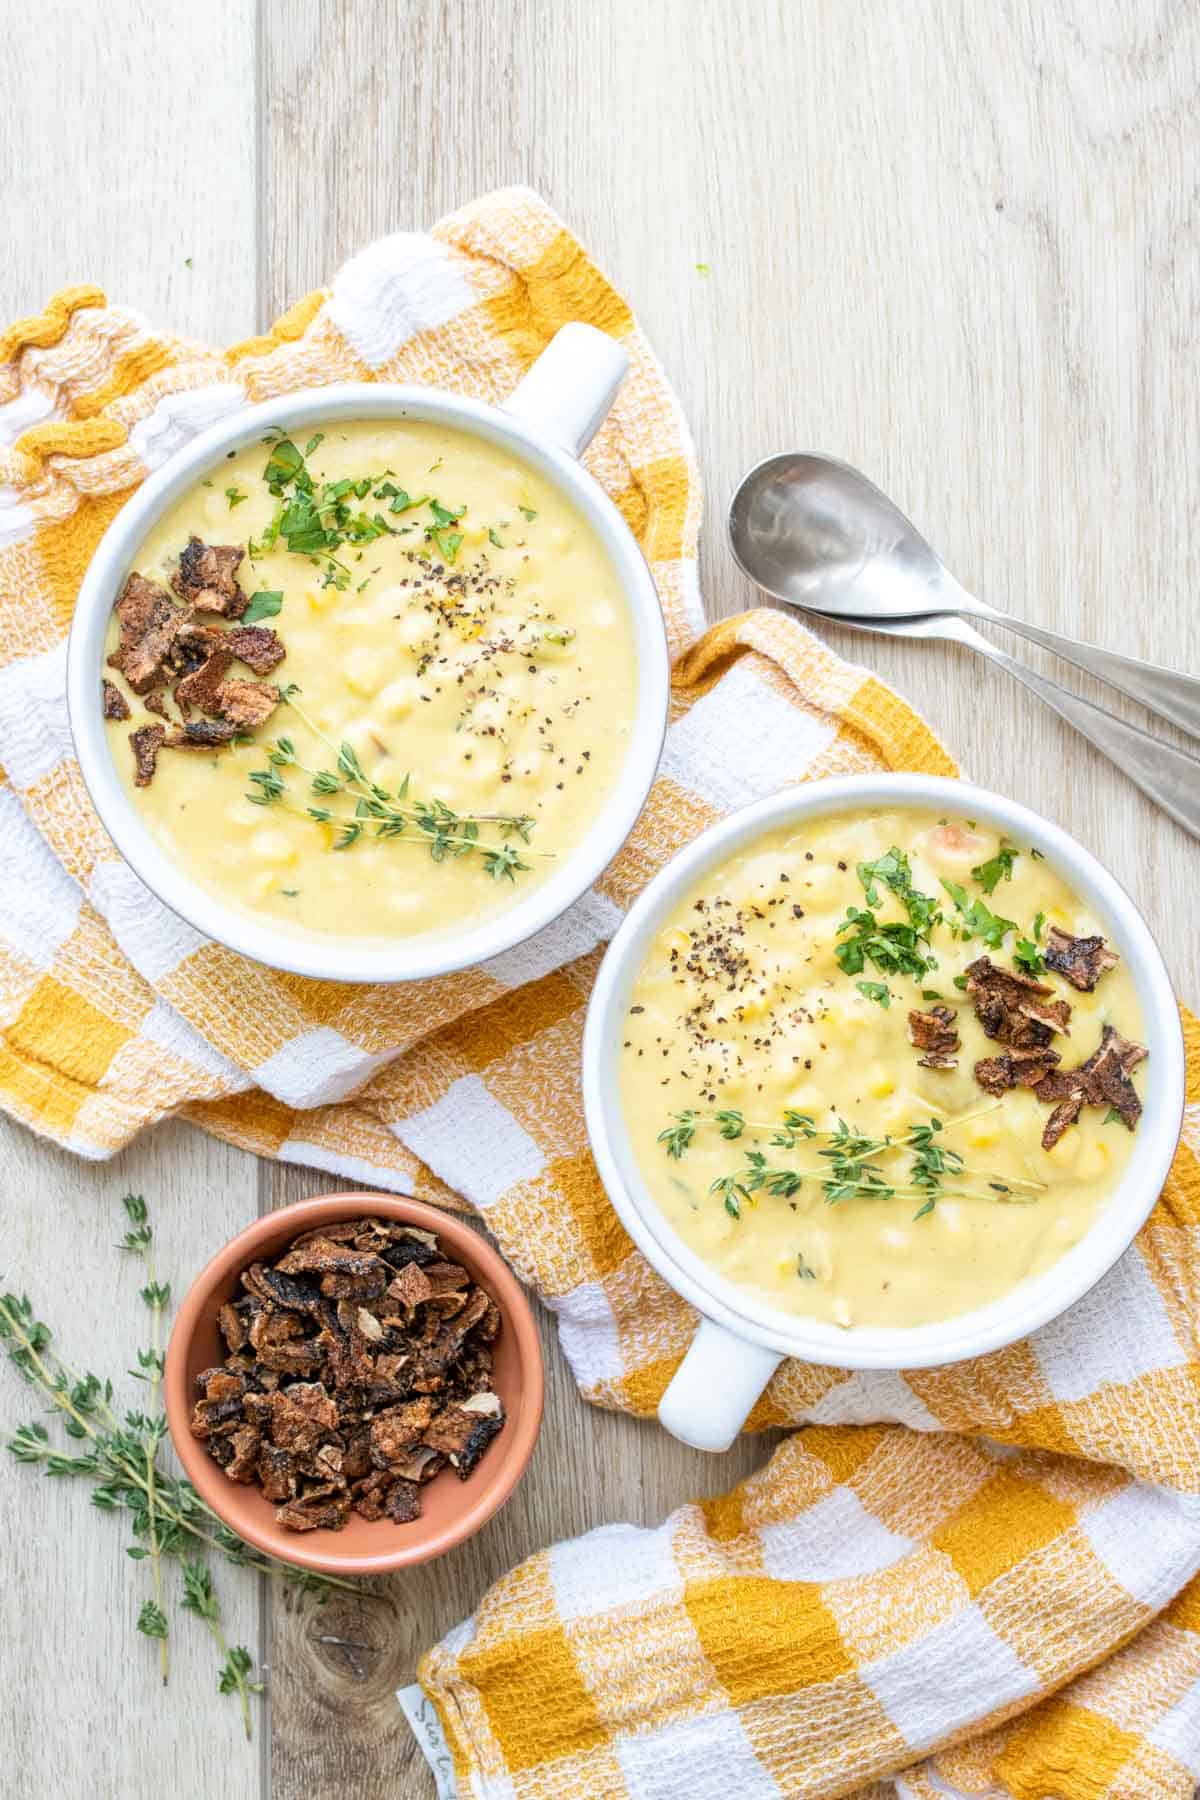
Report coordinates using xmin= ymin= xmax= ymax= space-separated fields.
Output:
xmin=2 ymin=2 xmax=1198 ymax=1795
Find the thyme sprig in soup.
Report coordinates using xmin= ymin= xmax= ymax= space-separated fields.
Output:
xmin=101 ymin=421 xmax=637 ymax=941
xmin=619 ymin=809 xmax=1147 ymax=1329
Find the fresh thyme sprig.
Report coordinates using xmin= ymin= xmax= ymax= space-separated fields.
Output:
xmin=245 ymin=692 xmax=547 ymax=883
xmin=181 ymin=1561 xmax=263 ymax=1740
xmin=117 ymin=1194 xmax=171 ymax=1684
xmin=0 ymin=1198 xmax=362 ymax=1740
xmin=659 ymin=1107 xmax=1043 ymax=1222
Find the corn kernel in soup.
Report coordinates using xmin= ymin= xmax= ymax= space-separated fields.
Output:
xmin=619 ymin=810 xmax=1147 ymax=1329
xmin=102 ymin=422 xmax=637 ymax=943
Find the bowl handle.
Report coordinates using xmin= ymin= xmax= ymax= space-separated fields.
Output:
xmin=501 ymin=322 xmax=629 ymax=458
xmin=657 ymin=1318 xmax=783 ymax=1453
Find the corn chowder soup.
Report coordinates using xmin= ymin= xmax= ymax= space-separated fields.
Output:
xmin=102 ymin=422 xmax=636 ymax=941
xmin=619 ymin=809 xmax=1147 ymax=1329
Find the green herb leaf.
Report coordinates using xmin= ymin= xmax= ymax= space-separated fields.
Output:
xmin=137 ymin=1600 xmax=169 ymax=1640
xmin=1013 ymin=937 xmax=1046 ymax=977
xmin=940 ymin=880 xmax=1016 ymax=949
xmin=242 ymin=590 xmax=283 ymax=625
xmin=856 ymin=847 xmax=911 ymax=907
xmin=224 ymin=486 xmax=248 ymax=509
xmin=263 ymin=439 xmax=305 ymax=486
xmin=856 ymin=980 xmax=891 ymax=1009
xmin=970 ymin=843 xmax=1017 ymax=894
xmin=430 ymin=527 xmax=463 ymax=564
xmin=657 ymin=1112 xmax=696 ymax=1159
xmin=835 ymin=907 xmax=935 ymax=981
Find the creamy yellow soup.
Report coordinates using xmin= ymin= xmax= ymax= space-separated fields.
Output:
xmin=619 ymin=808 xmax=1147 ymax=1329
xmin=104 ymin=421 xmax=636 ymax=942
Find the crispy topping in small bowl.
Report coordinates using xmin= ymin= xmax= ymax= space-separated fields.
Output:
xmin=190 ymin=1216 xmax=505 ymax=1532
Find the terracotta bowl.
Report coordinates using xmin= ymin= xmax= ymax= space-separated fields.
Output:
xmin=164 ymin=1193 xmax=544 ymax=1576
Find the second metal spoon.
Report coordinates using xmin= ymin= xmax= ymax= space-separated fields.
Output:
xmin=812 ymin=608 xmax=1200 ymax=842
xmin=728 ymin=453 xmax=1200 ymax=741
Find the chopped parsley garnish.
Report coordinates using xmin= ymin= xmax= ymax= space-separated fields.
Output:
xmin=940 ymin=880 xmax=1016 ymax=949
xmin=1013 ymin=937 xmax=1046 ymax=977
xmin=519 ymin=506 xmax=538 ymax=522
xmin=971 ymin=842 xmax=1017 ymax=894
xmin=856 ymin=980 xmax=891 ymax=1009
xmin=856 ymin=848 xmax=910 ymax=906
xmin=836 ymin=847 xmax=943 ymax=981
xmin=225 ymin=486 xmax=248 ymax=509
xmin=242 ymin=590 xmax=283 ymax=624
xmin=835 ymin=907 xmax=935 ymax=981
xmin=257 ymin=438 xmax=469 ymax=586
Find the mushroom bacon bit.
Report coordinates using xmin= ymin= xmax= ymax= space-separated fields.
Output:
xmin=965 ymin=956 xmax=1072 ymax=1050
xmin=223 ymin=624 xmax=286 ymax=674
xmin=108 ymin=572 xmax=189 ymax=694
xmin=104 ymin=540 xmax=287 ymax=786
xmin=1043 ymin=926 xmax=1121 ymax=992
xmin=174 ymin=645 xmax=233 ymax=719
xmin=907 ymin=1005 xmax=960 ymax=1069
xmin=212 ymin=678 xmax=280 ymax=730
xmin=973 ymin=1045 xmax=1062 ymax=1098
xmin=101 ymin=679 xmax=129 ymax=721
xmin=129 ymin=723 xmax=166 ymax=788
xmin=167 ymin=720 xmax=240 ymax=750
xmin=171 ymin=535 xmax=248 ymax=618
xmin=188 ymin=1216 xmax=506 ymax=1533
xmin=1031 ymin=1025 xmax=1147 ymax=1151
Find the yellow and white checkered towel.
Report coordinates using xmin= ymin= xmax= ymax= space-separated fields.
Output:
xmin=1 ymin=190 xmax=1198 ymax=1799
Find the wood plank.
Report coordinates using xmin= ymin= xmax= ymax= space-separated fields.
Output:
xmin=0 ymin=1119 xmax=266 ymax=1795
xmin=0 ymin=3 xmax=262 ymax=1795
xmin=265 ymin=1 xmax=1199 ymax=1793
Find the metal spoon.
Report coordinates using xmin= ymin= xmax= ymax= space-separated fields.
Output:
xmin=728 ymin=453 xmax=1200 ymax=741
xmin=812 ymin=609 xmax=1200 ymax=841
xmin=727 ymin=455 xmax=1200 ymax=840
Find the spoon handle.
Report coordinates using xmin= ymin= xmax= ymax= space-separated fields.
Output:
xmin=972 ymin=604 xmax=1200 ymax=743
xmin=981 ymin=637 xmax=1200 ymax=841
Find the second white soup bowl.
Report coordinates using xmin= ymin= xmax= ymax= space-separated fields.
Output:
xmin=581 ymin=773 xmax=1185 ymax=1451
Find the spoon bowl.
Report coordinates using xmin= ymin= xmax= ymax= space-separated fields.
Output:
xmin=727 ymin=452 xmax=962 ymax=619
